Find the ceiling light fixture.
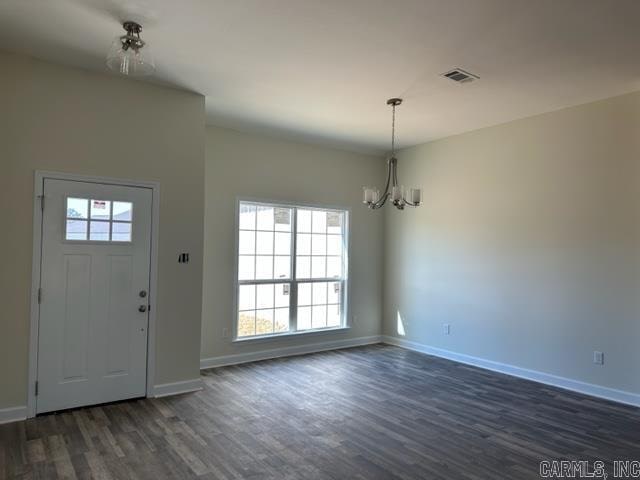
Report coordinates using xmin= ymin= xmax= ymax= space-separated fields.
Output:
xmin=363 ymin=98 xmax=422 ymax=210
xmin=106 ymin=21 xmax=155 ymax=76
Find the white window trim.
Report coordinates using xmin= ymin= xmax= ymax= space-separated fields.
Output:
xmin=232 ymin=197 xmax=351 ymax=342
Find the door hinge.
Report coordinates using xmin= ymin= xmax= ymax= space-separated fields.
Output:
xmin=39 ymin=195 xmax=45 ymax=212
xmin=35 ymin=381 xmax=39 ymax=396
xmin=37 ymin=288 xmax=42 ymax=304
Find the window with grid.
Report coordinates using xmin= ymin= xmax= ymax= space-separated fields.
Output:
xmin=65 ymin=197 xmax=133 ymax=242
xmin=236 ymin=201 xmax=348 ymax=339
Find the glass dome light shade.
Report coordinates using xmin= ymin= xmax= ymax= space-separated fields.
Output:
xmin=106 ymin=36 xmax=155 ymax=76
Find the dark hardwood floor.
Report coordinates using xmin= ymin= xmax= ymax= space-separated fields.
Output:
xmin=2 ymin=344 xmax=639 ymax=479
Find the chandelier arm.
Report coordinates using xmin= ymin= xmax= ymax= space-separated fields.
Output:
xmin=383 ymin=158 xmax=393 ymax=193
xmin=365 ymin=158 xmax=393 ymax=209
xmin=370 ymin=192 xmax=390 ymax=209
xmin=370 ymin=157 xmax=392 ymax=208
xmin=392 ymin=158 xmax=398 ymax=187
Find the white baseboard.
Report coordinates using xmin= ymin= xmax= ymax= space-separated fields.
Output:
xmin=382 ymin=335 xmax=640 ymax=408
xmin=0 ymin=383 xmax=202 ymax=423
xmin=0 ymin=405 xmax=28 ymax=425
xmin=201 ymin=335 xmax=382 ymax=370
xmin=152 ymin=378 xmax=203 ymax=398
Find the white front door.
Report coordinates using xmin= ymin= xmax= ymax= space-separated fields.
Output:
xmin=37 ymin=178 xmax=152 ymax=413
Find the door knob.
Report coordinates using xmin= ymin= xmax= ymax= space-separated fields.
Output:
xmin=139 ymin=290 xmax=147 ymax=298
xmin=138 ymin=305 xmax=147 ymax=313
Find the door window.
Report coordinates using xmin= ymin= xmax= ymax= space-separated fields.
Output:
xmin=65 ymin=197 xmax=133 ymax=242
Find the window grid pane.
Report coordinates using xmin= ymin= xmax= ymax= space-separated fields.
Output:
xmin=237 ymin=202 xmax=345 ymax=338
xmin=236 ymin=282 xmax=292 ymax=338
xmin=65 ymin=197 xmax=133 ymax=242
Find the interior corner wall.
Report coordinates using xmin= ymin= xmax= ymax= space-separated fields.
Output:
xmin=201 ymin=126 xmax=385 ymax=361
xmin=383 ymin=90 xmax=640 ymax=395
xmin=0 ymin=50 xmax=205 ymax=410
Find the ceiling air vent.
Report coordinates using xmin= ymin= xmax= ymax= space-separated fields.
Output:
xmin=442 ymin=68 xmax=479 ymax=84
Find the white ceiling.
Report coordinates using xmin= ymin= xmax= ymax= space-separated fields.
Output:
xmin=1 ymin=0 xmax=640 ymax=153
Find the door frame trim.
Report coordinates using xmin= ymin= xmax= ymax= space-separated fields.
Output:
xmin=28 ymin=171 xmax=161 ymax=417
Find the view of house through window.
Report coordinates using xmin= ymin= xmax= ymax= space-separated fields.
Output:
xmin=236 ymin=201 xmax=348 ymax=338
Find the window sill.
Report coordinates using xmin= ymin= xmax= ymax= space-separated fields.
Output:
xmin=232 ymin=326 xmax=351 ymax=343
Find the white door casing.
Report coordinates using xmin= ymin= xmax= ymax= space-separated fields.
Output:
xmin=36 ymin=178 xmax=153 ymax=413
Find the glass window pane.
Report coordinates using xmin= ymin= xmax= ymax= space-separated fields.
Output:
xmin=238 ymin=256 xmax=255 ymax=280
xmin=256 ymin=231 xmax=274 ymax=255
xmin=238 ymin=311 xmax=256 ymax=337
xmin=67 ymin=198 xmax=88 ymax=219
xmin=239 ymin=203 xmax=256 ymax=230
xmin=311 ymin=257 xmax=326 ymax=278
xmin=312 ymin=282 xmax=327 ymax=305
xmin=89 ymin=221 xmax=110 ymax=241
xmin=297 ymin=306 xmax=311 ymax=330
xmin=274 ymin=208 xmax=291 ymax=232
xmin=238 ymin=284 xmax=255 ymax=311
xmin=256 ymin=206 xmax=274 ymax=231
xmin=66 ymin=219 xmax=87 ymax=240
xmin=297 ymin=234 xmax=311 ymax=255
xmin=328 ymin=282 xmax=341 ymax=305
xmin=327 ymin=235 xmax=342 ymax=255
xmin=311 ymin=234 xmax=326 ymax=255
xmin=298 ymin=283 xmax=311 ymax=306
xmin=296 ymin=256 xmax=310 ymax=279
xmin=90 ymin=200 xmax=111 ymax=220
xmin=327 ymin=212 xmax=342 ymax=234
xmin=312 ymin=305 xmax=327 ymax=329
xmin=327 ymin=304 xmax=341 ymax=327
xmin=239 ymin=231 xmax=255 ymax=255
xmin=327 ymin=256 xmax=342 ymax=278
xmin=256 ymin=309 xmax=274 ymax=335
xmin=256 ymin=284 xmax=274 ymax=309
xmin=312 ymin=211 xmax=326 ymax=233
xmin=275 ymin=283 xmax=290 ymax=308
xmin=236 ymin=203 xmax=347 ymax=339
xmin=297 ymin=209 xmax=311 ymax=233
xmin=274 ymin=232 xmax=291 ymax=255
xmin=256 ymin=256 xmax=273 ymax=279
xmin=113 ymin=201 xmax=132 ymax=221
xmin=274 ymin=256 xmax=290 ymax=279
xmin=112 ymin=222 xmax=132 ymax=242
xmin=274 ymin=308 xmax=290 ymax=332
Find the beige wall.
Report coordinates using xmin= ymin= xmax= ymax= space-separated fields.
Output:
xmin=384 ymin=91 xmax=640 ymax=394
xmin=0 ymin=51 xmax=205 ymax=409
xmin=201 ymin=126 xmax=385 ymax=360
xmin=5 ymin=47 xmax=637 ymax=411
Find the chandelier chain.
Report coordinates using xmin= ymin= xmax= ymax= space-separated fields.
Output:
xmin=391 ymin=103 xmax=396 ymax=157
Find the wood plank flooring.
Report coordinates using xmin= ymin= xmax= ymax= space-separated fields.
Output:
xmin=1 ymin=344 xmax=639 ymax=479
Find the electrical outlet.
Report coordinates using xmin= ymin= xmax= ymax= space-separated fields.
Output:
xmin=351 ymin=315 xmax=358 ymax=325
xmin=443 ymin=323 xmax=451 ymax=335
xmin=593 ymin=351 xmax=604 ymax=365
xmin=222 ymin=328 xmax=229 ymax=339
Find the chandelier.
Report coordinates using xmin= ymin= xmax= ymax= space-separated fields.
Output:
xmin=363 ymin=98 xmax=422 ymax=210
xmin=106 ymin=21 xmax=155 ymax=76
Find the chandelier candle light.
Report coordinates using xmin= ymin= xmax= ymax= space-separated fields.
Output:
xmin=363 ymin=98 xmax=422 ymax=210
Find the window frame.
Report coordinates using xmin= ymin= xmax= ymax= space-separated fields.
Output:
xmin=233 ymin=197 xmax=350 ymax=342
